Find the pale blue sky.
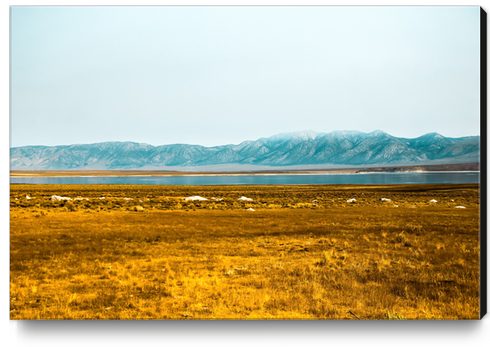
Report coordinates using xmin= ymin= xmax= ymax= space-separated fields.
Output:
xmin=10 ymin=6 xmax=480 ymax=147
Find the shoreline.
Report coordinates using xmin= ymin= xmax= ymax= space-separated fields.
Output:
xmin=9 ymin=170 xmax=481 ymax=178
xmin=9 ymin=162 xmax=481 ymax=177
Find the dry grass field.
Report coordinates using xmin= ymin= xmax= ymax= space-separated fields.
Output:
xmin=10 ymin=184 xmax=481 ymax=320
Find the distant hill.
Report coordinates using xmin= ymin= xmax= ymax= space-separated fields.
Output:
xmin=10 ymin=130 xmax=480 ymax=170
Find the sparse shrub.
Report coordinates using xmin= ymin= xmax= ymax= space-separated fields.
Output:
xmin=406 ymin=223 xmax=423 ymax=235
xmin=436 ymin=243 xmax=446 ymax=251
xmin=338 ymin=251 xmax=347 ymax=261
xmin=295 ymin=203 xmax=313 ymax=209
xmin=391 ymin=285 xmax=408 ymax=299
xmin=65 ymin=201 xmax=77 ymax=212
xmin=396 ymin=231 xmax=406 ymax=244
xmin=460 ymin=244 xmax=468 ymax=253
xmin=319 ymin=250 xmax=334 ymax=267
xmin=385 ymin=311 xmax=406 ymax=320
xmin=376 ymin=255 xmax=391 ymax=271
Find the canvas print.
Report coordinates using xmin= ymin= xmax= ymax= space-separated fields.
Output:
xmin=10 ymin=6 xmax=483 ymax=320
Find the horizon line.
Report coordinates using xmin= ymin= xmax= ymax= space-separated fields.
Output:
xmin=10 ymin=130 xmax=481 ymax=149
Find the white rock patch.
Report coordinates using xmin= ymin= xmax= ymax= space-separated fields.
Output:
xmin=379 ymin=198 xmax=391 ymax=202
xmin=346 ymin=198 xmax=356 ymax=203
xmin=429 ymin=199 xmax=437 ymax=203
xmin=238 ymin=196 xmax=253 ymax=202
xmin=455 ymin=206 xmax=466 ymax=209
xmin=246 ymin=208 xmax=255 ymax=211
xmin=50 ymin=195 xmax=72 ymax=201
xmin=184 ymin=196 xmax=208 ymax=201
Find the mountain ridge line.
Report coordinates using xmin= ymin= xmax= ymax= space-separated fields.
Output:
xmin=10 ymin=130 xmax=480 ymax=170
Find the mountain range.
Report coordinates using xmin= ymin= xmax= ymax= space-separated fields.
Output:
xmin=10 ymin=130 xmax=480 ymax=171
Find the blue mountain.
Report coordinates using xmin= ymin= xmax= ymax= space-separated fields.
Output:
xmin=10 ymin=130 xmax=480 ymax=170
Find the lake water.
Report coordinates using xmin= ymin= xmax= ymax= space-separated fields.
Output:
xmin=10 ymin=172 xmax=480 ymax=186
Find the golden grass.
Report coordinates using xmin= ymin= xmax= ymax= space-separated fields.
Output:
xmin=10 ymin=184 xmax=481 ymax=320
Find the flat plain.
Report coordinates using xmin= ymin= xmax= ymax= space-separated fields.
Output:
xmin=10 ymin=183 xmax=481 ymax=319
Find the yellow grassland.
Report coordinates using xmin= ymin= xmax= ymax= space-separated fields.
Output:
xmin=10 ymin=184 xmax=481 ymax=320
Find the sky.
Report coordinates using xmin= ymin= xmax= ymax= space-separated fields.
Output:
xmin=10 ymin=6 xmax=481 ymax=147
